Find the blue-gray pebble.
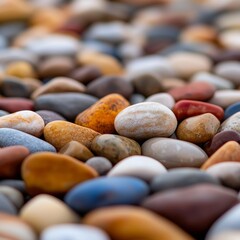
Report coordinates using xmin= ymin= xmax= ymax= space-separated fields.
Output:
xmin=224 ymin=102 xmax=240 ymax=119
xmin=0 ymin=193 xmax=17 ymax=215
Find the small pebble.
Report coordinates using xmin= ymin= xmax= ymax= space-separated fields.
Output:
xmin=86 ymin=157 xmax=112 ymax=175
xmin=35 ymin=110 xmax=66 ymax=125
xmin=225 ymin=102 xmax=240 ymax=119
xmin=0 ymin=193 xmax=17 ymax=215
xmin=145 ymin=93 xmax=175 ymax=109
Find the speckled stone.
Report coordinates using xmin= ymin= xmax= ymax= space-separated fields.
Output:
xmin=114 ymin=102 xmax=177 ymax=140
xmin=0 ymin=128 xmax=56 ymax=153
xmin=142 ymin=138 xmax=208 ymax=169
xmin=44 ymin=121 xmax=100 ymax=150
xmin=145 ymin=93 xmax=175 ymax=109
xmin=86 ymin=157 xmax=112 ymax=175
xmin=219 ymin=112 xmax=240 ymax=134
xmin=90 ymin=134 xmax=141 ymax=164
xmin=22 ymin=152 xmax=98 ymax=196
xmin=176 ymin=113 xmax=220 ymax=144
xmin=35 ymin=110 xmax=66 ymax=125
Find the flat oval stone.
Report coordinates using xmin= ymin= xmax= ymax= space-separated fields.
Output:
xmin=22 ymin=152 xmax=98 ymax=196
xmin=0 ymin=193 xmax=17 ymax=215
xmin=108 ymin=156 xmax=167 ymax=182
xmin=83 ymin=206 xmax=194 ymax=240
xmin=31 ymin=77 xmax=86 ymax=100
xmin=225 ymin=102 xmax=240 ymax=119
xmin=208 ymin=90 xmax=240 ymax=108
xmin=65 ymin=177 xmax=149 ymax=214
xmin=114 ymin=102 xmax=177 ymax=140
xmin=151 ymin=168 xmax=219 ymax=192
xmin=0 ymin=128 xmax=56 ymax=153
xmin=142 ymin=138 xmax=208 ymax=169
xmin=75 ymin=94 xmax=129 ymax=134
xmin=35 ymin=110 xmax=66 ymax=125
xmin=44 ymin=121 xmax=100 ymax=150
xmin=41 ymin=224 xmax=110 ymax=240
xmin=0 ymin=110 xmax=44 ymax=137
xmin=202 ymin=141 xmax=240 ymax=170
xmin=174 ymin=100 xmax=224 ymax=122
xmin=0 ymin=146 xmax=30 ymax=179
xmin=219 ymin=112 xmax=240 ymax=133
xmin=90 ymin=134 xmax=141 ymax=164
xmin=59 ymin=141 xmax=94 ymax=162
xmin=0 ymin=98 xmax=34 ymax=112
xmin=20 ymin=194 xmax=79 ymax=233
xmin=142 ymin=184 xmax=238 ymax=235
xmin=168 ymin=82 xmax=216 ymax=101
xmin=207 ymin=162 xmax=240 ymax=190
xmin=34 ymin=93 xmax=98 ymax=121
xmin=204 ymin=131 xmax=240 ymax=156
xmin=0 ymin=213 xmax=37 ymax=240
xmin=86 ymin=157 xmax=112 ymax=175
xmin=176 ymin=113 xmax=220 ymax=144
xmin=145 ymin=93 xmax=175 ymax=109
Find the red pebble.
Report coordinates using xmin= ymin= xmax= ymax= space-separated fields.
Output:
xmin=0 ymin=98 xmax=34 ymax=112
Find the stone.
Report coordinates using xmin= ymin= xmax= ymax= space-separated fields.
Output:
xmin=151 ymin=168 xmax=219 ymax=193
xmin=77 ymin=51 xmax=124 ymax=76
xmin=161 ymin=78 xmax=186 ymax=91
xmin=75 ymin=94 xmax=129 ymax=134
xmin=142 ymin=138 xmax=208 ymax=169
xmin=83 ymin=206 xmax=194 ymax=240
xmin=168 ymin=52 xmax=212 ymax=79
xmin=219 ymin=30 xmax=240 ymax=50
xmin=208 ymin=90 xmax=240 ymax=108
xmin=35 ymin=110 xmax=66 ymax=125
xmin=219 ymin=112 xmax=240 ymax=134
xmin=108 ymin=155 xmax=167 ymax=182
xmin=44 ymin=121 xmax=100 ymax=150
xmin=0 ymin=128 xmax=56 ymax=153
xmin=173 ymin=100 xmax=224 ymax=121
xmin=34 ymin=93 xmax=98 ymax=121
xmin=208 ymin=231 xmax=240 ymax=240
xmin=176 ymin=113 xmax=220 ymax=144
xmin=65 ymin=177 xmax=149 ymax=214
xmin=87 ymin=76 xmax=133 ymax=99
xmin=59 ymin=141 xmax=94 ymax=162
xmin=86 ymin=157 xmax=112 ymax=175
xmin=22 ymin=152 xmax=98 ymax=196
xmin=20 ymin=194 xmax=79 ymax=233
xmin=0 ymin=110 xmax=8 ymax=117
xmin=0 ymin=180 xmax=25 ymax=195
xmin=204 ymin=131 xmax=240 ymax=156
xmin=145 ymin=93 xmax=175 ymax=109
xmin=90 ymin=134 xmax=141 ymax=164
xmin=0 ymin=98 xmax=34 ymax=112
xmin=0 ymin=213 xmax=37 ymax=240
xmin=130 ymin=94 xmax=145 ymax=105
xmin=225 ymin=102 xmax=240 ymax=119
xmin=142 ymin=184 xmax=238 ymax=235
xmin=41 ymin=224 xmax=110 ymax=240
xmin=0 ymin=193 xmax=17 ymax=215
xmin=168 ymin=82 xmax=216 ymax=101
xmin=114 ymin=102 xmax=177 ymax=140
xmin=207 ymin=162 xmax=240 ymax=190
xmin=0 ymin=146 xmax=30 ymax=179
xmin=201 ymin=141 xmax=240 ymax=170
xmin=0 ymin=110 xmax=45 ymax=137
xmin=31 ymin=77 xmax=86 ymax=99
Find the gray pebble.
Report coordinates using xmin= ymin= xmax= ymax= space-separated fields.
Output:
xmin=86 ymin=157 xmax=112 ymax=175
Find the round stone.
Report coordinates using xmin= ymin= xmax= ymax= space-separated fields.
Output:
xmin=86 ymin=157 xmax=112 ymax=175
xmin=145 ymin=93 xmax=175 ymax=109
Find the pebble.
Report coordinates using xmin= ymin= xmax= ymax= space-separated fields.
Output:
xmin=0 ymin=110 xmax=45 ymax=137
xmin=206 ymin=162 xmax=240 ymax=190
xmin=59 ymin=141 xmax=94 ymax=162
xmin=151 ymin=168 xmax=220 ymax=193
xmin=176 ymin=113 xmax=220 ymax=144
xmin=90 ymin=134 xmax=141 ymax=164
xmin=83 ymin=206 xmax=193 ymax=240
xmin=86 ymin=157 xmax=112 ymax=175
xmin=142 ymin=184 xmax=238 ymax=235
xmin=0 ymin=146 xmax=30 ymax=179
xmin=34 ymin=93 xmax=98 ymax=121
xmin=0 ymin=213 xmax=37 ymax=240
xmin=145 ymin=93 xmax=175 ymax=109
xmin=0 ymin=128 xmax=56 ymax=153
xmin=0 ymin=180 xmax=26 ymax=195
xmin=31 ymin=77 xmax=86 ymax=99
xmin=44 ymin=120 xmax=100 ymax=150
xmin=22 ymin=152 xmax=98 ymax=196
xmin=0 ymin=110 xmax=9 ymax=117
xmin=108 ymin=156 xmax=167 ymax=182
xmin=130 ymin=93 xmax=145 ymax=105
xmin=20 ymin=194 xmax=79 ymax=233
xmin=208 ymin=231 xmax=240 ymax=240
xmin=201 ymin=141 xmax=240 ymax=170
xmin=114 ymin=102 xmax=177 ymax=140
xmin=219 ymin=112 xmax=240 ymax=134
xmin=225 ymin=102 xmax=240 ymax=119
xmin=204 ymin=130 xmax=240 ymax=156
xmin=41 ymin=224 xmax=110 ymax=240
xmin=35 ymin=110 xmax=66 ymax=125
xmin=75 ymin=94 xmax=129 ymax=134
xmin=0 ymin=98 xmax=34 ymax=112
xmin=219 ymin=30 xmax=240 ymax=50
xmin=0 ymin=193 xmax=17 ymax=215
xmin=168 ymin=82 xmax=216 ymax=101
xmin=65 ymin=177 xmax=149 ymax=214
xmin=142 ymin=138 xmax=208 ymax=169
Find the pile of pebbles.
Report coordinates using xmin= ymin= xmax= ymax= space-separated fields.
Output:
xmin=1 ymin=0 xmax=240 ymax=239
